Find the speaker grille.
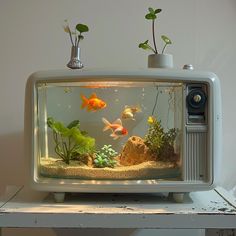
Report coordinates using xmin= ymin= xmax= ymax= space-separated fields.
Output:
xmin=185 ymin=131 xmax=207 ymax=181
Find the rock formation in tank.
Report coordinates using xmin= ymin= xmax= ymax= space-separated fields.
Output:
xmin=119 ymin=136 xmax=155 ymax=166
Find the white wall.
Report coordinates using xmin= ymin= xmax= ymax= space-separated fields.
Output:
xmin=0 ymin=0 xmax=235 ymax=235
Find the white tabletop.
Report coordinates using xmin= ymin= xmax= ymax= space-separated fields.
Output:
xmin=0 ymin=186 xmax=236 ymax=229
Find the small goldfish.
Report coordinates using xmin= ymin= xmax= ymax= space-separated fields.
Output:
xmin=81 ymin=93 xmax=106 ymax=112
xmin=121 ymin=105 xmax=142 ymax=120
xmin=102 ymin=117 xmax=128 ymax=140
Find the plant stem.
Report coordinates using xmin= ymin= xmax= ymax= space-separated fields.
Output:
xmin=162 ymin=43 xmax=167 ymax=54
xmin=53 ymin=133 xmax=64 ymax=159
xmin=67 ymin=27 xmax=74 ymax=46
xmin=63 ymin=141 xmax=70 ymax=164
xmin=77 ymin=33 xmax=82 ymax=47
xmin=74 ymin=27 xmax=77 ymax=47
xmin=148 ymin=45 xmax=157 ymax=54
xmin=152 ymin=19 xmax=158 ymax=54
xmin=53 ymin=133 xmax=60 ymax=155
xmin=55 ymin=144 xmax=64 ymax=159
xmin=152 ymin=86 xmax=159 ymax=115
xmin=75 ymin=37 xmax=78 ymax=47
xmin=68 ymin=137 xmax=71 ymax=153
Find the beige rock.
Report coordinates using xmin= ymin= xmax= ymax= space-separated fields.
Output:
xmin=119 ymin=136 xmax=155 ymax=166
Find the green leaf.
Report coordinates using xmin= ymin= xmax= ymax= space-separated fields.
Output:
xmin=72 ymin=131 xmax=95 ymax=153
xmin=54 ymin=122 xmax=69 ymax=136
xmin=148 ymin=7 xmax=155 ymax=14
xmin=67 ymin=126 xmax=80 ymax=136
xmin=73 ymin=144 xmax=89 ymax=155
xmin=67 ymin=120 xmax=80 ymax=129
xmin=47 ymin=117 xmax=69 ymax=135
xmin=161 ymin=35 xmax=172 ymax=44
xmin=138 ymin=40 xmax=156 ymax=53
xmin=145 ymin=13 xmax=156 ymax=20
xmin=81 ymin=130 xmax=88 ymax=136
xmin=71 ymin=129 xmax=84 ymax=142
xmin=47 ymin=117 xmax=54 ymax=129
xmin=154 ymin=9 xmax=162 ymax=14
xmin=78 ymin=35 xmax=84 ymax=40
xmin=76 ymin=24 xmax=89 ymax=33
xmin=138 ymin=40 xmax=150 ymax=50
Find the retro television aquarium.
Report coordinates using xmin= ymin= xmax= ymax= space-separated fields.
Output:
xmin=25 ymin=68 xmax=221 ymax=202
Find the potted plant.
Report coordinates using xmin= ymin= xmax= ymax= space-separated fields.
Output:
xmin=63 ymin=20 xmax=89 ymax=69
xmin=138 ymin=7 xmax=173 ymax=68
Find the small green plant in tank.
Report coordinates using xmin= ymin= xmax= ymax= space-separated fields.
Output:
xmin=138 ymin=7 xmax=172 ymax=54
xmin=94 ymin=145 xmax=118 ymax=168
xmin=145 ymin=116 xmax=177 ymax=161
xmin=47 ymin=117 xmax=95 ymax=165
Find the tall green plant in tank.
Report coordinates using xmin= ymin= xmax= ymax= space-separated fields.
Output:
xmin=47 ymin=117 xmax=95 ymax=164
xmin=145 ymin=116 xmax=177 ymax=161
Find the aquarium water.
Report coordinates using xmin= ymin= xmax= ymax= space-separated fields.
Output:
xmin=36 ymin=81 xmax=183 ymax=180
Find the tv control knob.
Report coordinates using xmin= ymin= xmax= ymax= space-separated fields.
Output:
xmin=183 ymin=64 xmax=194 ymax=70
xmin=187 ymin=89 xmax=207 ymax=109
xmin=193 ymin=94 xmax=202 ymax=103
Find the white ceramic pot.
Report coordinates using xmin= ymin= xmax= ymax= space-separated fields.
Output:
xmin=148 ymin=54 xmax=173 ymax=68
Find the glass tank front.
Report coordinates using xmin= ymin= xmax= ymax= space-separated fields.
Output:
xmin=36 ymin=80 xmax=183 ymax=180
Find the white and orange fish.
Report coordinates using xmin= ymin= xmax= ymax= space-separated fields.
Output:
xmin=121 ymin=105 xmax=142 ymax=120
xmin=102 ymin=117 xmax=128 ymax=140
xmin=81 ymin=93 xmax=107 ymax=112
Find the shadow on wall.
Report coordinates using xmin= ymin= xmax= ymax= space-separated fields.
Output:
xmin=0 ymin=132 xmax=28 ymax=187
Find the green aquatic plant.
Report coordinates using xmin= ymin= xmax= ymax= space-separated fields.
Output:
xmin=138 ymin=7 xmax=172 ymax=54
xmin=94 ymin=144 xmax=118 ymax=168
xmin=47 ymin=117 xmax=95 ymax=164
xmin=63 ymin=20 xmax=89 ymax=47
xmin=144 ymin=116 xmax=177 ymax=161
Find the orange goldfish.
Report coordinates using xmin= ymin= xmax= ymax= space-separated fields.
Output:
xmin=81 ymin=93 xmax=107 ymax=111
xmin=102 ymin=117 xmax=128 ymax=140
